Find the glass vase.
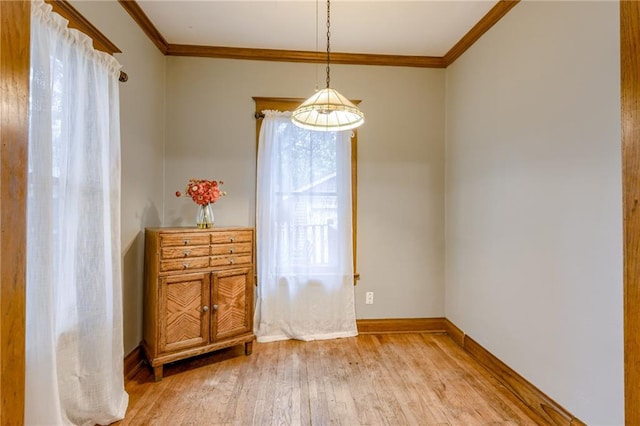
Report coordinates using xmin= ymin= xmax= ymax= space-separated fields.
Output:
xmin=196 ymin=203 xmax=214 ymax=229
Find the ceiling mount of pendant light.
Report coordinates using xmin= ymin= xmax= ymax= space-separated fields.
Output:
xmin=291 ymin=0 xmax=365 ymax=132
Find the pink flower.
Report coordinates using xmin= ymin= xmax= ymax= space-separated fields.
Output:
xmin=177 ymin=178 xmax=227 ymax=206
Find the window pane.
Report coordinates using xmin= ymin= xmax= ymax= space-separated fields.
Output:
xmin=276 ymin=130 xmax=339 ymax=270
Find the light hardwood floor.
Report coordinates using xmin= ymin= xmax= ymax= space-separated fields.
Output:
xmin=116 ymin=333 xmax=546 ymax=425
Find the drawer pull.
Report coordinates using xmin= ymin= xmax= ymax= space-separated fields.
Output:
xmin=182 ymin=263 xmax=189 ymax=269
xmin=183 ymin=239 xmax=190 ymax=245
xmin=183 ymin=250 xmax=190 ymax=257
xmin=229 ymin=248 xmax=234 ymax=254
xmin=229 ymin=258 xmax=234 ymax=265
xmin=213 ymin=305 xmax=219 ymax=311
xmin=230 ymin=237 xmax=235 ymax=242
xmin=202 ymin=305 xmax=209 ymax=312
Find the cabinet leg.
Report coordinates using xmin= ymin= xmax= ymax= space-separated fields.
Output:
xmin=153 ymin=365 xmax=163 ymax=382
xmin=244 ymin=341 xmax=253 ymax=355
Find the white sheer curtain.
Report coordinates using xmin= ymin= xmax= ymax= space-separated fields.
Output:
xmin=26 ymin=1 xmax=128 ymax=424
xmin=254 ymin=111 xmax=358 ymax=342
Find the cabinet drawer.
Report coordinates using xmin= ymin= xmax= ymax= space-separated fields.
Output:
xmin=160 ymin=256 xmax=210 ymax=272
xmin=161 ymin=246 xmax=210 ymax=259
xmin=161 ymin=233 xmax=210 ymax=247
xmin=210 ymin=254 xmax=252 ymax=268
xmin=210 ymin=242 xmax=252 ymax=256
xmin=211 ymin=231 xmax=252 ymax=244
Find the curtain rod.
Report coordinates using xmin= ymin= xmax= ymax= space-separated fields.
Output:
xmin=254 ymin=112 xmax=264 ymax=119
xmin=119 ymin=71 xmax=128 ymax=82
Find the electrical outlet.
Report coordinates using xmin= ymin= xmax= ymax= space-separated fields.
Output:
xmin=365 ymin=292 xmax=374 ymax=305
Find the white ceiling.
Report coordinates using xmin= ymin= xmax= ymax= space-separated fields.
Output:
xmin=135 ymin=1 xmax=500 ymax=57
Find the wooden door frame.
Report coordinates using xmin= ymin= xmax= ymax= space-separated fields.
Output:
xmin=622 ymin=1 xmax=640 ymax=424
xmin=0 ymin=0 xmax=29 ymax=424
xmin=1 ymin=2 xmax=637 ymax=424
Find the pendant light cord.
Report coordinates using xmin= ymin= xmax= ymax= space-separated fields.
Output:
xmin=326 ymin=0 xmax=331 ymax=89
xmin=315 ymin=0 xmax=319 ymax=90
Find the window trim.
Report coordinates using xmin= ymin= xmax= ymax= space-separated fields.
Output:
xmin=253 ymin=97 xmax=359 ymax=282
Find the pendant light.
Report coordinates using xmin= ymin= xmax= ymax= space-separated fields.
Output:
xmin=291 ymin=0 xmax=365 ymax=132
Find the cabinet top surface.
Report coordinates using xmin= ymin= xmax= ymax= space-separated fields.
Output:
xmin=146 ymin=226 xmax=253 ymax=234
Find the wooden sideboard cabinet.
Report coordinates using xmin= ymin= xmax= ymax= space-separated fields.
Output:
xmin=143 ymin=227 xmax=255 ymax=381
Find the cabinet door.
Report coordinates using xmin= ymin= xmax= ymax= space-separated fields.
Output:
xmin=159 ymin=272 xmax=210 ymax=353
xmin=211 ymin=267 xmax=253 ymax=341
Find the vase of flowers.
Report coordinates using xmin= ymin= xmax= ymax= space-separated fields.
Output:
xmin=195 ymin=203 xmax=215 ymax=229
xmin=176 ymin=178 xmax=226 ymax=229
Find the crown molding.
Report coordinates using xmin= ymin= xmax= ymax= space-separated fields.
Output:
xmin=118 ymin=0 xmax=168 ymax=55
xmin=167 ymin=44 xmax=446 ymax=68
xmin=118 ymin=0 xmax=519 ymax=68
xmin=443 ymin=0 xmax=520 ymax=66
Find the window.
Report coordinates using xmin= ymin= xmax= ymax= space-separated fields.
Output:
xmin=253 ymin=97 xmax=359 ymax=277
xmin=253 ymin=100 xmax=359 ymax=341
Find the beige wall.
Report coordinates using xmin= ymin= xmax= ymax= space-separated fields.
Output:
xmin=71 ymin=1 xmax=166 ymax=354
xmin=445 ymin=2 xmax=622 ymax=424
xmin=65 ymin=3 xmax=624 ymax=422
xmin=69 ymin=0 xmax=446 ymax=352
xmin=164 ymin=57 xmax=446 ymax=319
